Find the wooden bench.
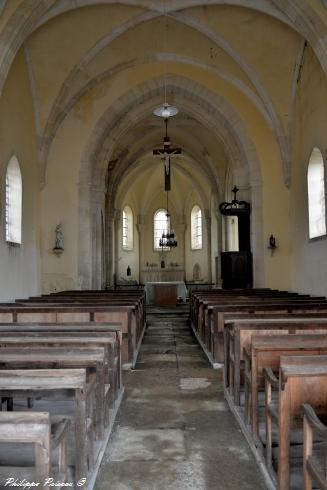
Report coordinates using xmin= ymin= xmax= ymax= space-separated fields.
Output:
xmin=195 ymin=293 xmax=311 ymax=335
xmin=0 ymin=304 xmax=140 ymax=367
xmin=0 ymin=322 xmax=123 ymax=390
xmin=0 ymin=369 xmax=91 ymax=482
xmin=302 ymin=403 xmax=327 ymax=490
xmin=20 ymin=291 xmax=146 ymax=338
xmin=0 ymin=330 xmax=119 ymax=411
xmin=264 ymin=355 xmax=327 ymax=490
xmin=0 ymin=411 xmax=70 ymax=488
xmin=193 ymin=293 xmax=313 ymax=341
xmin=0 ymin=347 xmax=105 ymax=470
xmin=190 ymin=289 xmax=323 ymax=353
xmin=224 ymin=318 xmax=327 ymax=406
xmin=243 ymin=334 xmax=327 ymax=440
xmin=204 ymin=302 xmax=327 ymax=364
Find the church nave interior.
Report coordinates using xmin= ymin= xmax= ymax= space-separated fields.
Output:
xmin=0 ymin=1 xmax=327 ymax=489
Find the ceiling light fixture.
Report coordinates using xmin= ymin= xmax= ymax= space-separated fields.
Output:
xmin=153 ymin=102 xmax=179 ymax=118
xmin=153 ymin=1 xmax=179 ymax=120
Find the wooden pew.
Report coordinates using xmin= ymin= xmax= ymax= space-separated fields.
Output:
xmin=190 ymin=289 xmax=302 ymax=326
xmin=0 ymin=369 xmax=91 ymax=482
xmin=243 ymin=334 xmax=327 ymax=440
xmin=0 ymin=322 xmax=123 ymax=391
xmin=20 ymin=296 xmax=144 ymax=336
xmin=0 ymin=329 xmax=119 ymax=411
xmin=0 ymin=347 xmax=105 ymax=478
xmin=302 ymin=403 xmax=327 ymax=490
xmin=224 ymin=318 xmax=327 ymax=406
xmin=22 ymin=290 xmax=146 ymax=335
xmin=190 ymin=289 xmax=325 ymax=359
xmin=210 ymin=302 xmax=327 ymax=363
xmin=264 ymin=355 xmax=327 ymax=490
xmin=0 ymin=304 xmax=139 ymax=368
xmin=0 ymin=411 xmax=70 ymax=488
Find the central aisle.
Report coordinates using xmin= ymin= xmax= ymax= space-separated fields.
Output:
xmin=95 ymin=306 xmax=267 ymax=489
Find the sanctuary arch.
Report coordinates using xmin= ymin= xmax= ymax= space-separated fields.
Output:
xmin=75 ymin=75 xmax=264 ymax=290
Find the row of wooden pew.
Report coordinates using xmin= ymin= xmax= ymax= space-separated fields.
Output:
xmin=190 ymin=287 xmax=327 ymax=490
xmin=0 ymin=289 xmax=146 ymax=489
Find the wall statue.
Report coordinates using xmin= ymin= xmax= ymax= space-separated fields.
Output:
xmin=54 ymin=224 xmax=64 ymax=250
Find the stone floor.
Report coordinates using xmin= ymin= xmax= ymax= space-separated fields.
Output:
xmin=95 ymin=306 xmax=267 ymax=490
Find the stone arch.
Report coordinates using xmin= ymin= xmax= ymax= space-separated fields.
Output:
xmin=77 ymin=74 xmax=264 ymax=288
xmin=0 ymin=0 xmax=326 ymax=104
xmin=39 ymin=51 xmax=273 ymax=188
xmin=37 ymin=7 xmax=291 ymax=186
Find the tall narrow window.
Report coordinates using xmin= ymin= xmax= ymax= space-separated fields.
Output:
xmin=5 ymin=156 xmax=22 ymax=244
xmin=191 ymin=205 xmax=203 ymax=250
xmin=307 ymin=147 xmax=326 ymax=239
xmin=122 ymin=205 xmax=133 ymax=250
xmin=154 ymin=209 xmax=169 ymax=250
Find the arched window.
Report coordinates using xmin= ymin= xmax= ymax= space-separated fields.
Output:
xmin=191 ymin=205 xmax=203 ymax=250
xmin=307 ymin=147 xmax=326 ymax=239
xmin=154 ymin=209 xmax=169 ymax=250
xmin=5 ymin=156 xmax=22 ymax=244
xmin=122 ymin=205 xmax=133 ymax=250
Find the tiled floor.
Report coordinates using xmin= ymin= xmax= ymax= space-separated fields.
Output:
xmin=95 ymin=306 xmax=267 ymax=490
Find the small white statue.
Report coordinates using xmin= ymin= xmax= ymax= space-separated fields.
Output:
xmin=54 ymin=224 xmax=64 ymax=250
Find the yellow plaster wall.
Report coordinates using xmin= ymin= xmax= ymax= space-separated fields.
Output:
xmin=40 ymin=111 xmax=83 ymax=291
xmin=290 ymin=45 xmax=327 ymax=296
xmin=0 ymin=49 xmax=40 ymax=301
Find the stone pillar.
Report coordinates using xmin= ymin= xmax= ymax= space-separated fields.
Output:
xmin=215 ymin=208 xmax=223 ymax=287
xmin=204 ymin=209 xmax=212 ymax=283
xmin=114 ymin=210 xmax=121 ymax=284
xmin=250 ymin=180 xmax=265 ymax=287
xmin=78 ymin=183 xmax=92 ymax=290
xmin=105 ymin=204 xmax=116 ymax=288
xmin=91 ymin=186 xmax=106 ymax=289
xmin=137 ymin=214 xmax=146 ymax=284
xmin=177 ymin=214 xmax=186 ymax=281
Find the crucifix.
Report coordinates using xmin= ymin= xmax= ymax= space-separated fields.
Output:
xmin=153 ymin=119 xmax=182 ymax=191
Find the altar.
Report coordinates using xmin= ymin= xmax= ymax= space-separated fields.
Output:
xmin=145 ymin=281 xmax=188 ymax=306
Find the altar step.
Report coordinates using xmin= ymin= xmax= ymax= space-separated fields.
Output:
xmin=146 ymin=305 xmax=189 ymax=315
xmin=146 ymin=306 xmax=189 ymax=325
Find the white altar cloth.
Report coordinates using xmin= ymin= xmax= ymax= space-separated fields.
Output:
xmin=145 ymin=281 xmax=188 ymax=305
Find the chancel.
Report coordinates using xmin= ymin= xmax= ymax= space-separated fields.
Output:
xmin=1 ymin=2 xmax=327 ymax=489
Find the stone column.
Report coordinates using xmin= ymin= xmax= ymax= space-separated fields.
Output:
xmin=137 ymin=214 xmax=146 ymax=284
xmin=177 ymin=214 xmax=186 ymax=281
xmin=105 ymin=204 xmax=116 ymax=288
xmin=216 ymin=209 xmax=223 ymax=287
xmin=250 ymin=180 xmax=265 ymax=287
xmin=91 ymin=186 xmax=106 ymax=289
xmin=204 ymin=209 xmax=212 ymax=283
xmin=114 ymin=210 xmax=121 ymax=284
xmin=78 ymin=183 xmax=92 ymax=290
